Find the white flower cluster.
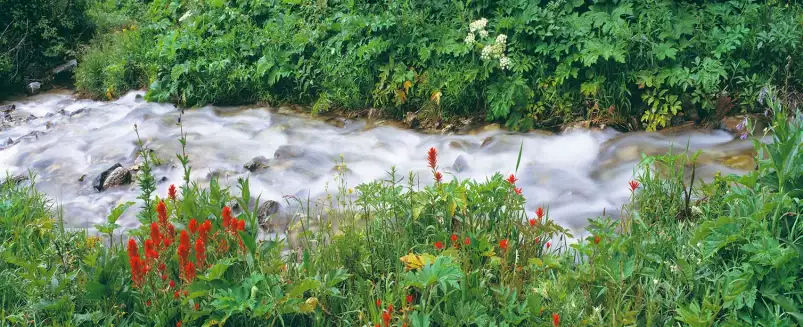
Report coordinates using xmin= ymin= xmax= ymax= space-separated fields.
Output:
xmin=466 ymin=18 xmax=512 ymax=70
xmin=469 ymin=18 xmax=488 ymax=32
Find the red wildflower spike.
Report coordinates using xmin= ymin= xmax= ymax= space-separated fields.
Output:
xmin=529 ymin=218 xmax=536 ymax=227
xmin=499 ymin=239 xmax=509 ymax=251
xmin=536 ymin=207 xmax=544 ymax=219
xmin=376 ymin=299 xmax=382 ymax=307
xmin=406 ymin=294 xmax=413 ymax=304
xmin=161 ymin=274 xmax=168 ymax=281
xmin=176 ymin=321 xmax=182 ymax=327
xmin=237 ymin=219 xmax=245 ymax=231
xmin=434 ymin=171 xmax=443 ymax=183
xmin=168 ymin=184 xmax=177 ymax=200
xmin=127 ymin=238 xmax=139 ymax=259
xmin=184 ymin=262 xmax=196 ymax=282
xmin=158 ymin=263 xmax=166 ymax=272
xmin=169 ymin=280 xmax=176 ymax=288
xmin=506 ymin=174 xmax=517 ymax=184
xmin=427 ymin=147 xmax=438 ymax=169
xmin=221 ymin=206 xmax=233 ymax=229
xmin=546 ymin=241 xmax=551 ymax=249
xmin=388 ymin=303 xmax=393 ymax=313
xmin=383 ymin=311 xmax=391 ymax=327
xmin=514 ymin=187 xmax=522 ymax=195
xmin=174 ymin=291 xmax=180 ymax=299
xmin=552 ymin=313 xmax=560 ymax=326
xmin=150 ymin=223 xmax=161 ymax=247
xmin=450 ymin=234 xmax=458 ymax=242
xmin=629 ymin=180 xmax=640 ymax=192
xmin=189 ymin=219 xmax=198 ymax=234
xmin=195 ymin=302 xmax=200 ymax=311
xmin=157 ymin=201 xmax=168 ymax=226
xmin=594 ymin=235 xmax=601 ymax=244
xmin=146 ymin=300 xmax=151 ymax=307
xmin=195 ymin=238 xmax=206 ymax=269
xmin=434 ymin=241 xmax=444 ymax=250
xmin=463 ymin=237 xmax=471 ymax=246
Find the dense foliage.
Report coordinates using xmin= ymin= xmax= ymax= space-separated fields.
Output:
xmin=75 ymin=0 xmax=802 ymax=130
xmin=0 ymin=0 xmax=93 ymax=96
xmin=2 ymin=97 xmax=802 ymax=326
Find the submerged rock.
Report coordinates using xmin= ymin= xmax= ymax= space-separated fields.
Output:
xmin=453 ymin=155 xmax=469 ymax=172
xmin=244 ymin=156 xmax=270 ymax=172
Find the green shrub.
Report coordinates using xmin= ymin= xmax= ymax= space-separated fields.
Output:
xmin=0 ymin=0 xmax=94 ymax=97
xmin=78 ymin=0 xmax=802 ymax=130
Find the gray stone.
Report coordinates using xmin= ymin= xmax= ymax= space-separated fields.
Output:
xmin=92 ymin=163 xmax=123 ymax=192
xmin=0 ymin=104 xmax=14 ymax=113
xmin=244 ymin=156 xmax=270 ymax=171
xmin=257 ymin=200 xmax=280 ymax=229
xmin=453 ymin=155 xmax=469 ymax=172
xmin=273 ymin=145 xmax=305 ymax=159
xmin=51 ymin=59 xmax=77 ymax=75
xmin=26 ymin=82 xmax=41 ymax=95
xmin=103 ymin=167 xmax=132 ymax=189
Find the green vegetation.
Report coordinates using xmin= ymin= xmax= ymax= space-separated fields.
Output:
xmin=0 ymin=0 xmax=94 ymax=96
xmin=2 ymin=95 xmax=802 ymax=326
xmin=73 ymin=0 xmax=802 ymax=130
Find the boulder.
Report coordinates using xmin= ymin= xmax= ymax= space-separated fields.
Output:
xmin=274 ymin=145 xmax=305 ymax=159
xmin=103 ymin=167 xmax=132 ymax=189
xmin=257 ymin=200 xmax=280 ymax=229
xmin=51 ymin=59 xmax=77 ymax=75
xmin=405 ymin=112 xmax=420 ymax=128
xmin=26 ymin=82 xmax=41 ymax=95
xmin=244 ymin=156 xmax=270 ymax=172
xmin=93 ymin=163 xmax=123 ymax=192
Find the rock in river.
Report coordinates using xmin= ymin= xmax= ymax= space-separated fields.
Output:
xmin=93 ymin=163 xmax=131 ymax=192
xmin=257 ymin=200 xmax=280 ymax=229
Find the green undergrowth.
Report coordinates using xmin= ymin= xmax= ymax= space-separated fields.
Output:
xmin=74 ymin=0 xmax=803 ymax=130
xmin=1 ymin=98 xmax=803 ymax=326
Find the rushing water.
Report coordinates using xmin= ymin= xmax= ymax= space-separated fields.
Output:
xmin=0 ymin=90 xmax=755 ymax=238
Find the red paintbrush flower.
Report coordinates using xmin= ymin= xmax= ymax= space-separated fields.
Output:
xmin=450 ymin=233 xmax=458 ymax=243
xmin=629 ymin=180 xmax=640 ymax=192
xmin=546 ymin=241 xmax=551 ymax=249
xmin=406 ymin=294 xmax=414 ymax=304
xmin=195 ymin=238 xmax=206 ymax=269
xmin=499 ymin=239 xmax=508 ymax=251
xmin=221 ymin=206 xmax=233 ymax=229
xmin=464 ymin=237 xmax=471 ymax=246
xmin=150 ymin=222 xmax=161 ymax=249
xmin=594 ymin=235 xmax=601 ymax=244
xmin=514 ymin=187 xmax=522 ymax=195
xmin=376 ymin=299 xmax=382 ymax=307
xmin=552 ymin=313 xmax=560 ymax=326
xmin=237 ymin=219 xmax=245 ymax=231
xmin=169 ymin=280 xmax=175 ymax=288
xmin=157 ymin=201 xmax=168 ymax=226
xmin=434 ymin=241 xmax=444 ymax=250
xmin=183 ymin=262 xmax=196 ymax=282
xmin=434 ymin=171 xmax=443 ymax=183
xmin=383 ymin=310 xmax=391 ymax=327
xmin=427 ymin=147 xmax=438 ymax=169
xmin=188 ymin=219 xmax=198 ymax=234
xmin=529 ymin=218 xmax=536 ymax=227
xmin=168 ymin=184 xmax=177 ymax=200
xmin=536 ymin=207 xmax=544 ymax=219
xmin=506 ymin=174 xmax=517 ymax=184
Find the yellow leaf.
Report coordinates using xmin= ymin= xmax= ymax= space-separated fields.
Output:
xmin=299 ymin=297 xmax=319 ymax=313
xmin=430 ymin=90 xmax=442 ymax=105
xmin=449 ymin=201 xmax=456 ymax=217
xmin=403 ymin=80 xmax=412 ymax=93
xmin=400 ymin=253 xmax=435 ymax=270
xmin=395 ymin=89 xmax=407 ymax=104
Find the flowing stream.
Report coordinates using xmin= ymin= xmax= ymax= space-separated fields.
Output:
xmin=1 ymin=90 xmax=756 ymax=238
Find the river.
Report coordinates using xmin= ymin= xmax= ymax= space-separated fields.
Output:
xmin=0 ymin=90 xmax=755 ymax=238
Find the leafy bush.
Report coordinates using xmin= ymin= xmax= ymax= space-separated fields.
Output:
xmin=76 ymin=0 xmax=802 ymax=130
xmin=0 ymin=0 xmax=94 ymax=97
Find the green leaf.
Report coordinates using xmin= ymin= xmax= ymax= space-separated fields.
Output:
xmin=288 ymin=279 xmax=321 ymax=298
xmin=410 ymin=311 xmax=431 ymax=327
xmin=199 ymin=258 xmax=236 ymax=281
xmin=107 ymin=202 xmax=135 ymax=224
